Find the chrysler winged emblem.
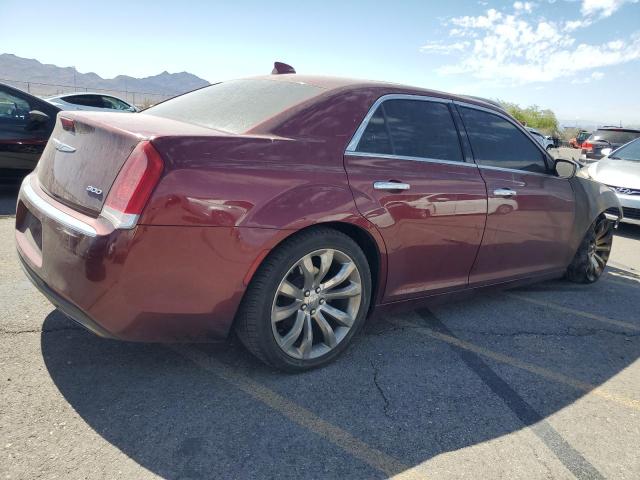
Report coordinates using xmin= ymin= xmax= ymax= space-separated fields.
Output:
xmin=53 ymin=138 xmax=76 ymax=153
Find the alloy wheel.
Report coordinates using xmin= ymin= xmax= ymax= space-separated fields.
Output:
xmin=587 ymin=219 xmax=613 ymax=281
xmin=271 ymin=249 xmax=362 ymax=359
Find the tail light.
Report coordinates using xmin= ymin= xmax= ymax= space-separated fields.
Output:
xmin=60 ymin=117 xmax=75 ymax=133
xmin=582 ymin=141 xmax=593 ymax=152
xmin=101 ymin=141 xmax=164 ymax=229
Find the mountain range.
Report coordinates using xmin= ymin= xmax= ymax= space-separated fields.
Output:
xmin=0 ymin=53 xmax=210 ymax=100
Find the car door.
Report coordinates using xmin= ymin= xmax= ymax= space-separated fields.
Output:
xmin=455 ymin=103 xmax=575 ymax=285
xmin=0 ymin=85 xmax=57 ymax=178
xmin=344 ymin=95 xmax=488 ymax=302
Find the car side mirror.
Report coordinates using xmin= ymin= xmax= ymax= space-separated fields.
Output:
xmin=555 ymin=159 xmax=577 ymax=179
xmin=28 ymin=110 xmax=50 ymax=124
xmin=25 ymin=110 xmax=50 ymax=131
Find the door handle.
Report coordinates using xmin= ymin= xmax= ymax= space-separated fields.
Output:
xmin=493 ymin=188 xmax=517 ymax=197
xmin=374 ymin=181 xmax=411 ymax=191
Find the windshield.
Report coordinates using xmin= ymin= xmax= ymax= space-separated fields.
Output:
xmin=590 ymin=129 xmax=640 ymax=145
xmin=609 ymin=138 xmax=640 ymax=162
xmin=145 ymin=78 xmax=324 ymax=133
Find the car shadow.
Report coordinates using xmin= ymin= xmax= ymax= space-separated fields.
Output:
xmin=616 ymin=222 xmax=640 ymax=240
xmin=40 ymin=266 xmax=640 ymax=478
xmin=0 ymin=182 xmax=19 ymax=216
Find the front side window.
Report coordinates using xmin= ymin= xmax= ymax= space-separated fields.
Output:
xmin=0 ymin=89 xmax=30 ymax=122
xmin=101 ymin=96 xmax=131 ymax=110
xmin=0 ymin=87 xmax=44 ymax=139
xmin=459 ymin=107 xmax=548 ymax=174
xmin=356 ymin=98 xmax=463 ymax=162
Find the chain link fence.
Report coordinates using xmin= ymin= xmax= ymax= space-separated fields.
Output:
xmin=1 ymin=78 xmax=173 ymax=109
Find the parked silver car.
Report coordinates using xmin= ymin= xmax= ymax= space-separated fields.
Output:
xmin=46 ymin=93 xmax=137 ymax=112
xmin=583 ymin=137 xmax=640 ymax=226
xmin=526 ymin=127 xmax=554 ymax=150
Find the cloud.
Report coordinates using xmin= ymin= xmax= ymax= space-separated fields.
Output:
xmin=420 ymin=1 xmax=640 ymax=84
xmin=419 ymin=41 xmax=471 ymax=54
xmin=513 ymin=1 xmax=534 ymax=13
xmin=571 ymin=71 xmax=606 ymax=83
xmin=581 ymin=0 xmax=636 ymax=18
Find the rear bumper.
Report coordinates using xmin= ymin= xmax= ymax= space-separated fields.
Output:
xmin=15 ymin=174 xmax=280 ymax=342
xmin=19 ymin=254 xmax=117 ymax=339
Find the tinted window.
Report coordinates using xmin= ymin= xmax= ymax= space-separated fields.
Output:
xmin=356 ymin=99 xmax=463 ymax=162
xmin=146 ymin=79 xmax=323 ymax=133
xmin=590 ymin=129 xmax=640 ymax=145
xmin=101 ymin=96 xmax=131 ymax=110
xmin=460 ymin=107 xmax=548 ymax=173
xmin=63 ymin=95 xmax=104 ymax=108
xmin=577 ymin=131 xmax=590 ymax=142
xmin=0 ymin=89 xmax=30 ymax=121
xmin=356 ymin=107 xmax=392 ymax=154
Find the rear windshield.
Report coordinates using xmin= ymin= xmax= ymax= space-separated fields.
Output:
xmin=590 ymin=129 xmax=640 ymax=145
xmin=144 ymin=78 xmax=324 ymax=133
xmin=577 ymin=132 xmax=590 ymax=141
xmin=610 ymin=138 xmax=640 ymax=162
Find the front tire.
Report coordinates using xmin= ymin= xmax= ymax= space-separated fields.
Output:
xmin=566 ymin=216 xmax=614 ymax=283
xmin=235 ymin=228 xmax=372 ymax=371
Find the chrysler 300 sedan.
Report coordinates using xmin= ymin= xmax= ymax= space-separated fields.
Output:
xmin=15 ymin=68 xmax=621 ymax=370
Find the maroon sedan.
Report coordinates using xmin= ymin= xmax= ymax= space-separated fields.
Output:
xmin=15 ymin=68 xmax=621 ymax=370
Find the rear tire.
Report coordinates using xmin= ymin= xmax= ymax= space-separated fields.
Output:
xmin=235 ymin=227 xmax=371 ymax=372
xmin=566 ymin=216 xmax=613 ymax=283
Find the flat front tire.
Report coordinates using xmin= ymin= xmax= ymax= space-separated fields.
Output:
xmin=235 ymin=228 xmax=372 ymax=372
xmin=566 ymin=216 xmax=614 ymax=283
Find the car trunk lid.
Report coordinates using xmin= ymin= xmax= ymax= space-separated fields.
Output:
xmin=36 ymin=111 xmax=222 ymax=216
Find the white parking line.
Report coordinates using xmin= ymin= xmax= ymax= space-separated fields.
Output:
xmin=505 ymin=293 xmax=640 ymax=331
xmin=169 ymin=344 xmax=429 ymax=480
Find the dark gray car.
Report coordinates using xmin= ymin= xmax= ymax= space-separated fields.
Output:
xmin=0 ymin=83 xmax=60 ymax=182
xmin=581 ymin=127 xmax=640 ymax=162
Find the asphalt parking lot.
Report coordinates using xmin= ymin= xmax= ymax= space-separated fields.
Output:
xmin=1 ymin=173 xmax=640 ymax=479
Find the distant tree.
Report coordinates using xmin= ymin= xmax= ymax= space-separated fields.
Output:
xmin=498 ymin=101 xmax=560 ymax=137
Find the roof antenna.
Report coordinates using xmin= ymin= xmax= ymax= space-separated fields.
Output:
xmin=272 ymin=62 xmax=296 ymax=75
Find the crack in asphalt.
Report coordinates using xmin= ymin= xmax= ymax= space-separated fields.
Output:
xmin=369 ymin=358 xmax=392 ymax=419
xmin=0 ymin=326 xmax=81 ymax=335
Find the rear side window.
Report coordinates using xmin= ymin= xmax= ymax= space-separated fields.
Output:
xmin=356 ymin=107 xmax=392 ymax=155
xmin=459 ymin=107 xmax=548 ymax=174
xmin=63 ymin=95 xmax=104 ymax=108
xmin=145 ymin=79 xmax=324 ymax=133
xmin=590 ymin=129 xmax=640 ymax=145
xmin=356 ymin=99 xmax=463 ymax=162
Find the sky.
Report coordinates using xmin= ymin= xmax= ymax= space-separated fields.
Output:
xmin=1 ymin=0 xmax=639 ymax=125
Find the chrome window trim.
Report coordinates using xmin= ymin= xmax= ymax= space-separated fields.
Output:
xmin=477 ymin=164 xmax=558 ymax=178
xmin=345 ymin=150 xmax=478 ymax=168
xmin=21 ymin=177 xmax=97 ymax=237
xmin=345 ymin=93 xmax=453 ymax=154
xmin=453 ymin=100 xmax=556 ymax=175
